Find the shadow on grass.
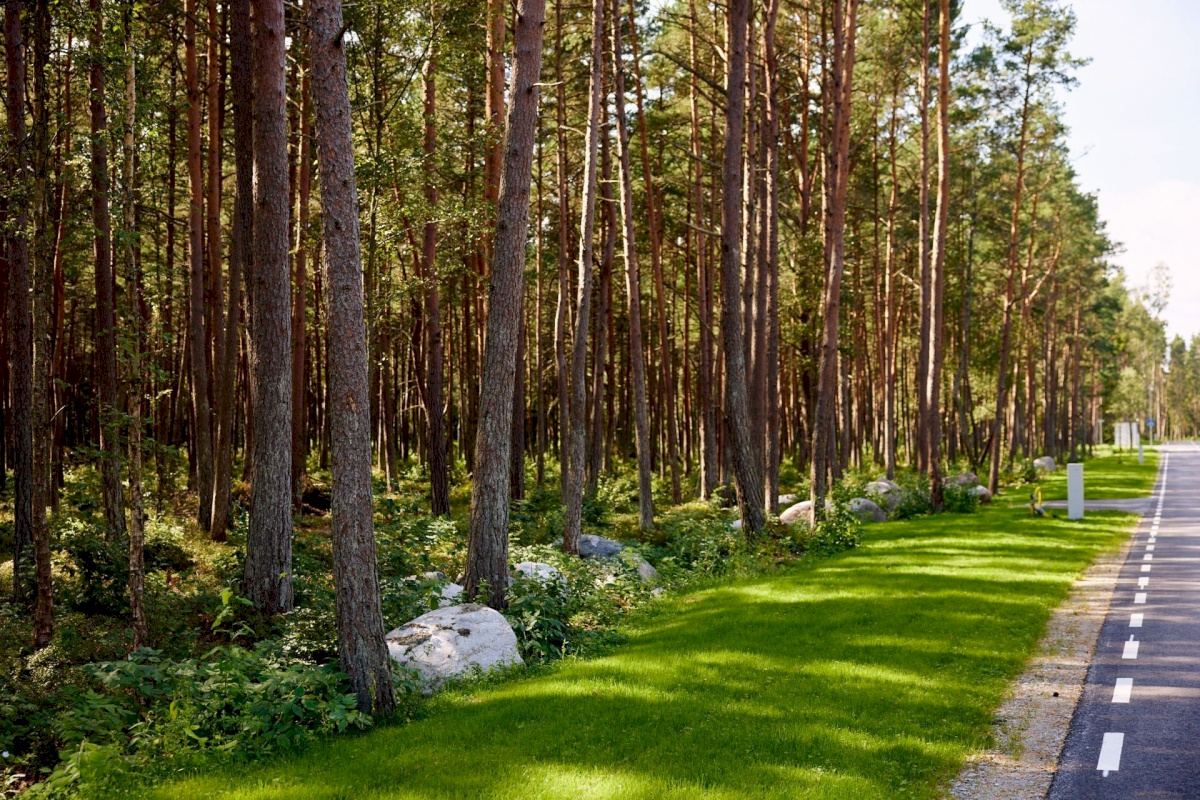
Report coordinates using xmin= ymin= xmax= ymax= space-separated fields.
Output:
xmin=150 ymin=509 xmax=1133 ymax=800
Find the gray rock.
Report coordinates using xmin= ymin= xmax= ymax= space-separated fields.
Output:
xmin=863 ymin=481 xmax=902 ymax=511
xmin=438 ymin=582 xmax=464 ymax=607
xmin=849 ymin=497 xmax=887 ymax=523
xmin=873 ymin=477 xmax=902 ymax=493
xmin=513 ymin=561 xmax=565 ymax=587
xmin=971 ymin=485 xmax=992 ymax=504
xmin=1033 ymin=456 xmax=1057 ymax=473
xmin=577 ymin=533 xmax=625 ymax=559
xmin=780 ymin=499 xmax=813 ymax=526
xmin=948 ymin=472 xmax=979 ymax=487
xmin=386 ymin=604 xmax=523 ymax=690
xmin=778 ymin=494 xmax=799 ymax=506
xmin=730 ymin=518 xmax=743 ymax=530
xmin=629 ymin=553 xmax=658 ymax=583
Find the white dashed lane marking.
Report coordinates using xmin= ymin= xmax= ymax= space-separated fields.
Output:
xmin=1131 ymin=613 xmax=1144 ymax=627
xmin=1135 ymin=593 xmax=1147 ymax=604
xmin=1112 ymin=678 xmax=1133 ymax=704
xmin=1098 ymin=732 xmax=1125 ymax=776
xmin=1123 ymin=636 xmax=1140 ymax=659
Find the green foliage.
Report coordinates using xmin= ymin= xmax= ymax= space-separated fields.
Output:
xmin=889 ymin=484 xmax=933 ymax=521
xmin=28 ymin=644 xmax=373 ymax=797
xmin=941 ymin=482 xmax=981 ymax=514
xmin=807 ymin=503 xmax=862 ymax=555
xmin=148 ymin=501 xmax=1142 ymax=800
xmin=503 ymin=574 xmax=572 ymax=663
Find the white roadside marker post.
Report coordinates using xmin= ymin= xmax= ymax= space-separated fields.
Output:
xmin=1068 ymin=463 xmax=1084 ymax=520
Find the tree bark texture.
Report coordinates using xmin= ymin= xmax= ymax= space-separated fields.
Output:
xmin=611 ymin=0 xmax=655 ymax=532
xmin=246 ymin=0 xmax=294 ymax=616
xmin=719 ymin=0 xmax=765 ymax=534
xmin=464 ymin=0 xmax=546 ymax=609
xmin=90 ymin=0 xmax=126 ymax=539
xmin=562 ymin=0 xmax=604 ymax=555
xmin=212 ymin=0 xmax=252 ymax=540
xmin=185 ymin=0 xmax=215 ymax=533
xmin=310 ymin=0 xmax=397 ymax=714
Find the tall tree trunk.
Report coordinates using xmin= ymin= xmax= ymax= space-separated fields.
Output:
xmin=552 ymin=0 xmax=569 ymax=498
xmin=926 ymin=0 xmax=950 ymax=510
xmin=30 ymin=0 xmax=52 ymax=648
xmin=719 ymin=0 xmax=765 ymax=534
xmin=810 ymin=0 xmax=858 ymax=520
xmin=561 ymin=0 xmax=604 ymax=555
xmin=291 ymin=56 xmax=312 ymax=508
xmin=688 ymin=0 xmax=717 ymax=500
xmin=245 ymin=0 xmax=294 ymax=616
xmin=185 ymin=0 xmax=215 ymax=532
xmin=610 ymin=0 xmax=654 ymax=531
xmin=212 ymin=0 xmax=252 ymax=544
xmin=213 ymin=0 xmax=252 ymax=540
xmin=122 ymin=4 xmax=148 ymax=648
xmin=988 ymin=47 xmax=1036 ymax=496
xmin=91 ymin=0 xmax=126 ymax=538
xmin=762 ymin=0 xmax=781 ymax=513
xmin=422 ymin=28 xmax=450 ymax=516
xmin=625 ymin=0 xmax=680 ymax=505
xmin=310 ymin=0 xmax=396 ymax=715
xmin=464 ymin=0 xmax=546 ymax=609
xmin=206 ymin=0 xmax=225 ymax=424
xmin=5 ymin=0 xmax=32 ymax=604
xmin=915 ymin=0 xmax=931 ymax=475
xmin=587 ymin=119 xmax=614 ymax=496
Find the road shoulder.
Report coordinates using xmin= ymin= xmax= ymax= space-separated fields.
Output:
xmin=947 ymin=529 xmax=1137 ymax=800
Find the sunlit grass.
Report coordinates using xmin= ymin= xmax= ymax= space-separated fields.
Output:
xmin=1032 ymin=446 xmax=1158 ymax=501
xmin=149 ymin=463 xmax=1158 ymax=800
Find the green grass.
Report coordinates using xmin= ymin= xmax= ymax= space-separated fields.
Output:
xmin=148 ymin=467 xmax=1158 ymax=800
xmin=1033 ymin=447 xmax=1159 ymax=501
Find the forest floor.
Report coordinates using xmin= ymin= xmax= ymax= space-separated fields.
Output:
xmin=148 ymin=453 xmax=1157 ymax=800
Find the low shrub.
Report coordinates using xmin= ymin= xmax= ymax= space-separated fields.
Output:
xmin=941 ymin=481 xmax=980 ymax=514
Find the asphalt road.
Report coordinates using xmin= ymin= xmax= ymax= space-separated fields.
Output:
xmin=1049 ymin=443 xmax=1200 ymax=800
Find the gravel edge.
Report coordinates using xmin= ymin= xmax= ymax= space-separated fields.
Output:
xmin=945 ymin=524 xmax=1140 ymax=800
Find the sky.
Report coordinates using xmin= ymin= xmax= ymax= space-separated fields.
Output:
xmin=960 ymin=0 xmax=1200 ymax=342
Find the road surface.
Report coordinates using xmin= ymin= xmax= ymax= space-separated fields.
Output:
xmin=1050 ymin=443 xmax=1200 ymax=799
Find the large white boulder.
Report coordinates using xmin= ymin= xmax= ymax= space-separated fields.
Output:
xmin=1033 ymin=456 xmax=1057 ymax=473
xmin=514 ymin=561 xmax=565 ymax=587
xmin=849 ymin=497 xmax=887 ymax=522
xmin=386 ymin=604 xmax=523 ymax=690
xmin=778 ymin=494 xmax=799 ymax=506
xmin=971 ymin=485 xmax=992 ymax=504
xmin=863 ymin=481 xmax=902 ymax=511
xmin=780 ymin=500 xmax=814 ymax=526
